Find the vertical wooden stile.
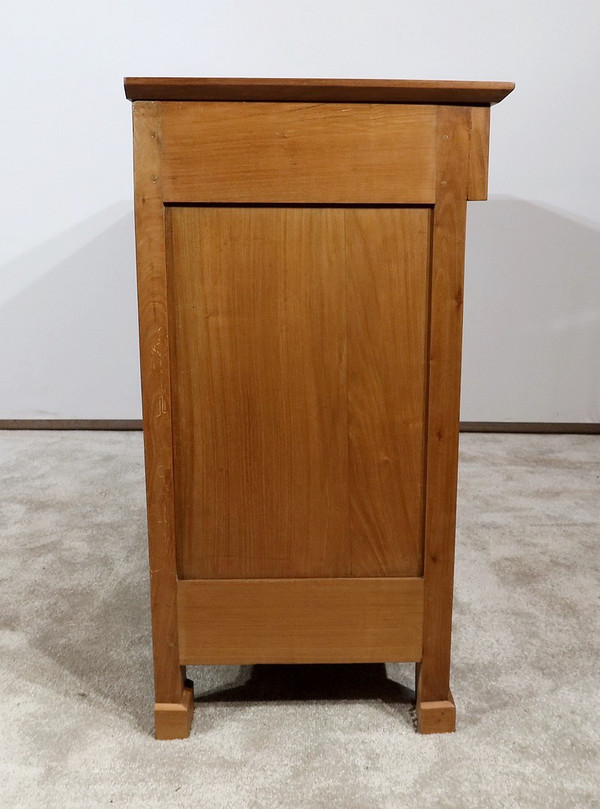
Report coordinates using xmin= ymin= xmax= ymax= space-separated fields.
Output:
xmin=417 ymin=105 xmax=471 ymax=733
xmin=132 ymin=101 xmax=194 ymax=739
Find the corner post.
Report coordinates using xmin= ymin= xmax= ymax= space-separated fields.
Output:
xmin=417 ymin=105 xmax=471 ymax=734
xmin=132 ymin=101 xmax=193 ymax=739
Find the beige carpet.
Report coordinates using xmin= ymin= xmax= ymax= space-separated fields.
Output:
xmin=0 ymin=431 xmax=598 ymax=808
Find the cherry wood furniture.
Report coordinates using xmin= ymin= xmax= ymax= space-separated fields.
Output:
xmin=125 ymin=77 xmax=514 ymax=739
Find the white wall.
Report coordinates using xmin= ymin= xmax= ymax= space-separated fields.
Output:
xmin=1 ymin=0 xmax=599 ymax=421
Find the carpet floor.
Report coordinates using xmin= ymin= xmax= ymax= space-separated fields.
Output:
xmin=0 ymin=431 xmax=598 ymax=808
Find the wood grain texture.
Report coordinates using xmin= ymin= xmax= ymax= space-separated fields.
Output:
xmin=129 ymin=81 xmax=514 ymax=738
xmin=168 ymin=206 xmax=430 ymax=579
xmin=416 ymin=106 xmax=471 ymax=710
xmin=154 ymin=679 xmax=194 ymax=740
xmin=346 ymin=208 xmax=430 ymax=576
xmin=416 ymin=694 xmax=456 ymax=734
xmin=160 ymin=102 xmax=436 ymax=203
xmin=132 ymin=101 xmax=188 ymax=705
xmin=177 ymin=577 xmax=424 ymax=664
xmin=168 ymin=207 xmax=349 ymax=579
xmin=468 ymin=106 xmax=491 ymax=200
xmin=124 ymin=76 xmax=515 ymax=105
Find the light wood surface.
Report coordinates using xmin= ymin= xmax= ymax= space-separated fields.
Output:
xmin=416 ymin=105 xmax=471 ymax=732
xmin=154 ymin=679 xmax=194 ymax=740
xmin=346 ymin=208 xmax=429 ymax=576
xmin=177 ymin=577 xmax=424 ymax=664
xmin=168 ymin=206 xmax=428 ymax=579
xmin=160 ymin=102 xmax=436 ymax=203
xmin=169 ymin=206 xmax=348 ymax=579
xmin=468 ymin=106 xmax=491 ymax=201
xmin=416 ymin=695 xmax=456 ymax=734
xmin=129 ymin=79 xmax=513 ymax=737
xmin=132 ymin=101 xmax=190 ymax=710
xmin=125 ymin=76 xmax=514 ymax=105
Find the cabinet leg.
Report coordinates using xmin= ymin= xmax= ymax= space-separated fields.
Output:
xmin=154 ymin=674 xmax=194 ymax=740
xmin=415 ymin=662 xmax=456 ymax=734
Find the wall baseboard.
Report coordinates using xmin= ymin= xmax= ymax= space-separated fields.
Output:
xmin=460 ymin=422 xmax=600 ymax=434
xmin=0 ymin=420 xmax=598 ymax=434
xmin=0 ymin=420 xmax=143 ymax=430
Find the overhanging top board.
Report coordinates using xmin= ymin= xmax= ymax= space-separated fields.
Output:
xmin=124 ymin=77 xmax=514 ymax=106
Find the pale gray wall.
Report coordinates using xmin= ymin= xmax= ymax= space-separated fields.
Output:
xmin=1 ymin=0 xmax=599 ymax=421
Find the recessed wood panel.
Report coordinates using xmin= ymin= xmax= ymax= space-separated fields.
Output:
xmin=177 ymin=577 xmax=424 ymax=664
xmin=168 ymin=206 xmax=429 ymax=580
xmin=160 ymin=102 xmax=436 ymax=203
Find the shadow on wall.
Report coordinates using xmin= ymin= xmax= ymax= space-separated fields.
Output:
xmin=463 ymin=197 xmax=600 ymax=423
xmin=0 ymin=204 xmax=141 ymax=420
xmin=0 ymin=197 xmax=598 ymax=422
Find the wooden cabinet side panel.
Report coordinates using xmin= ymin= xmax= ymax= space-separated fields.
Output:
xmin=168 ymin=206 xmax=431 ymax=580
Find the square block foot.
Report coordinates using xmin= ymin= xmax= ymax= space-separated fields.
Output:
xmin=417 ymin=693 xmax=456 ymax=734
xmin=154 ymin=679 xmax=194 ymax=740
